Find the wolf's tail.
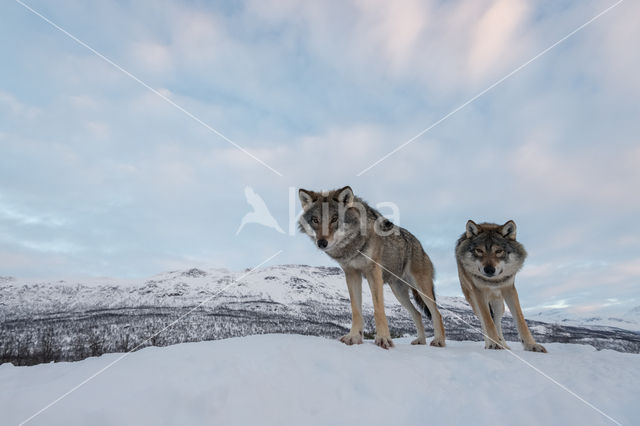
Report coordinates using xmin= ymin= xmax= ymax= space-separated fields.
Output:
xmin=412 ymin=288 xmax=433 ymax=320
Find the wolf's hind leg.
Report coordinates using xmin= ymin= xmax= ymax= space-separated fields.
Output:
xmin=389 ymin=281 xmax=426 ymax=345
xmin=410 ymin=267 xmax=446 ymax=347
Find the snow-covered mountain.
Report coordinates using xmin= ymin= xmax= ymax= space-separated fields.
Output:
xmin=528 ymin=307 xmax=640 ymax=332
xmin=2 ymin=335 xmax=639 ymax=426
xmin=1 ymin=265 xmax=639 ymax=366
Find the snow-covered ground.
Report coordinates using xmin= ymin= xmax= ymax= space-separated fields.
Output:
xmin=1 ymin=335 xmax=637 ymax=426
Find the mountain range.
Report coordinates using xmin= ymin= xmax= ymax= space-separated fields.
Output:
xmin=1 ymin=264 xmax=639 ymax=365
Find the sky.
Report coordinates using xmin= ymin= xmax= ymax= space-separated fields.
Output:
xmin=1 ymin=0 xmax=639 ymax=316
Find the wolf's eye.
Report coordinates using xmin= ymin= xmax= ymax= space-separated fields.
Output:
xmin=495 ymin=249 xmax=505 ymax=256
xmin=474 ymin=248 xmax=484 ymax=256
xmin=311 ymin=216 xmax=319 ymax=224
xmin=330 ymin=215 xmax=338 ymax=223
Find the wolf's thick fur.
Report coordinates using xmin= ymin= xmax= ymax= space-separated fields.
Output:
xmin=456 ymin=220 xmax=547 ymax=352
xmin=298 ymin=186 xmax=446 ymax=349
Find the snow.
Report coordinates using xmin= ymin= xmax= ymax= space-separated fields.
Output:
xmin=1 ymin=335 xmax=637 ymax=426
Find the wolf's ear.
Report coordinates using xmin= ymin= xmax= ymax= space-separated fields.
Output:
xmin=299 ymin=189 xmax=315 ymax=210
xmin=466 ymin=220 xmax=479 ymax=238
xmin=500 ymin=220 xmax=517 ymax=240
xmin=336 ymin=186 xmax=354 ymax=206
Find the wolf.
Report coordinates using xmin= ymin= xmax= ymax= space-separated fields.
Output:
xmin=455 ymin=220 xmax=546 ymax=352
xmin=298 ymin=186 xmax=446 ymax=349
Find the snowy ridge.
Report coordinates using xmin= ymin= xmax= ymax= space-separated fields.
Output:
xmin=529 ymin=308 xmax=640 ymax=332
xmin=1 ymin=264 xmax=467 ymax=321
xmin=1 ymin=264 xmax=635 ymax=328
xmin=1 ymin=265 xmax=639 ymax=366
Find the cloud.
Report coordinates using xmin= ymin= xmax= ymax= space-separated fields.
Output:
xmin=468 ymin=0 xmax=530 ymax=82
xmin=86 ymin=120 xmax=111 ymax=140
xmin=0 ymin=200 xmax=67 ymax=228
xmin=0 ymin=0 xmax=638 ymax=316
xmin=130 ymin=41 xmax=173 ymax=74
xmin=0 ymin=90 xmax=40 ymax=119
xmin=351 ymin=0 xmax=430 ymax=73
xmin=510 ymin=133 xmax=640 ymax=208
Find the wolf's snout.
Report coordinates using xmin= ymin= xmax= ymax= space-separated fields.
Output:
xmin=483 ymin=265 xmax=496 ymax=276
xmin=317 ymin=239 xmax=328 ymax=249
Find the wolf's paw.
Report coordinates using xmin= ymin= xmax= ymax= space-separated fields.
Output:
xmin=485 ymin=339 xmax=510 ymax=350
xmin=339 ymin=332 xmax=363 ymax=346
xmin=430 ymin=338 xmax=446 ymax=347
xmin=374 ymin=335 xmax=394 ymax=349
xmin=411 ymin=337 xmax=426 ymax=345
xmin=523 ymin=342 xmax=547 ymax=353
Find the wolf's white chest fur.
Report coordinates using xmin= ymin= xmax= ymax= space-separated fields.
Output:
xmin=335 ymin=242 xmax=373 ymax=271
xmin=471 ymin=275 xmax=515 ymax=291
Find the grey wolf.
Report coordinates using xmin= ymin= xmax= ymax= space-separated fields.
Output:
xmin=298 ymin=186 xmax=446 ymax=349
xmin=455 ymin=220 xmax=547 ymax=352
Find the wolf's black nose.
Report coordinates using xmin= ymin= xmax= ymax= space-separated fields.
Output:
xmin=483 ymin=265 xmax=496 ymax=275
xmin=317 ymin=239 xmax=328 ymax=249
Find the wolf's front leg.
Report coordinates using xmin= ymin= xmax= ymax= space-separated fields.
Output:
xmin=366 ymin=266 xmax=393 ymax=349
xmin=340 ymin=268 xmax=364 ymax=345
xmin=502 ymin=286 xmax=547 ymax=353
xmin=471 ymin=288 xmax=509 ymax=350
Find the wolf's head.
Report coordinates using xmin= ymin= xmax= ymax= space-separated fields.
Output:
xmin=298 ymin=186 xmax=363 ymax=252
xmin=456 ymin=220 xmax=527 ymax=283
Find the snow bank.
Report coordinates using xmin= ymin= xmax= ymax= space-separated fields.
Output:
xmin=2 ymin=335 xmax=637 ymax=425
